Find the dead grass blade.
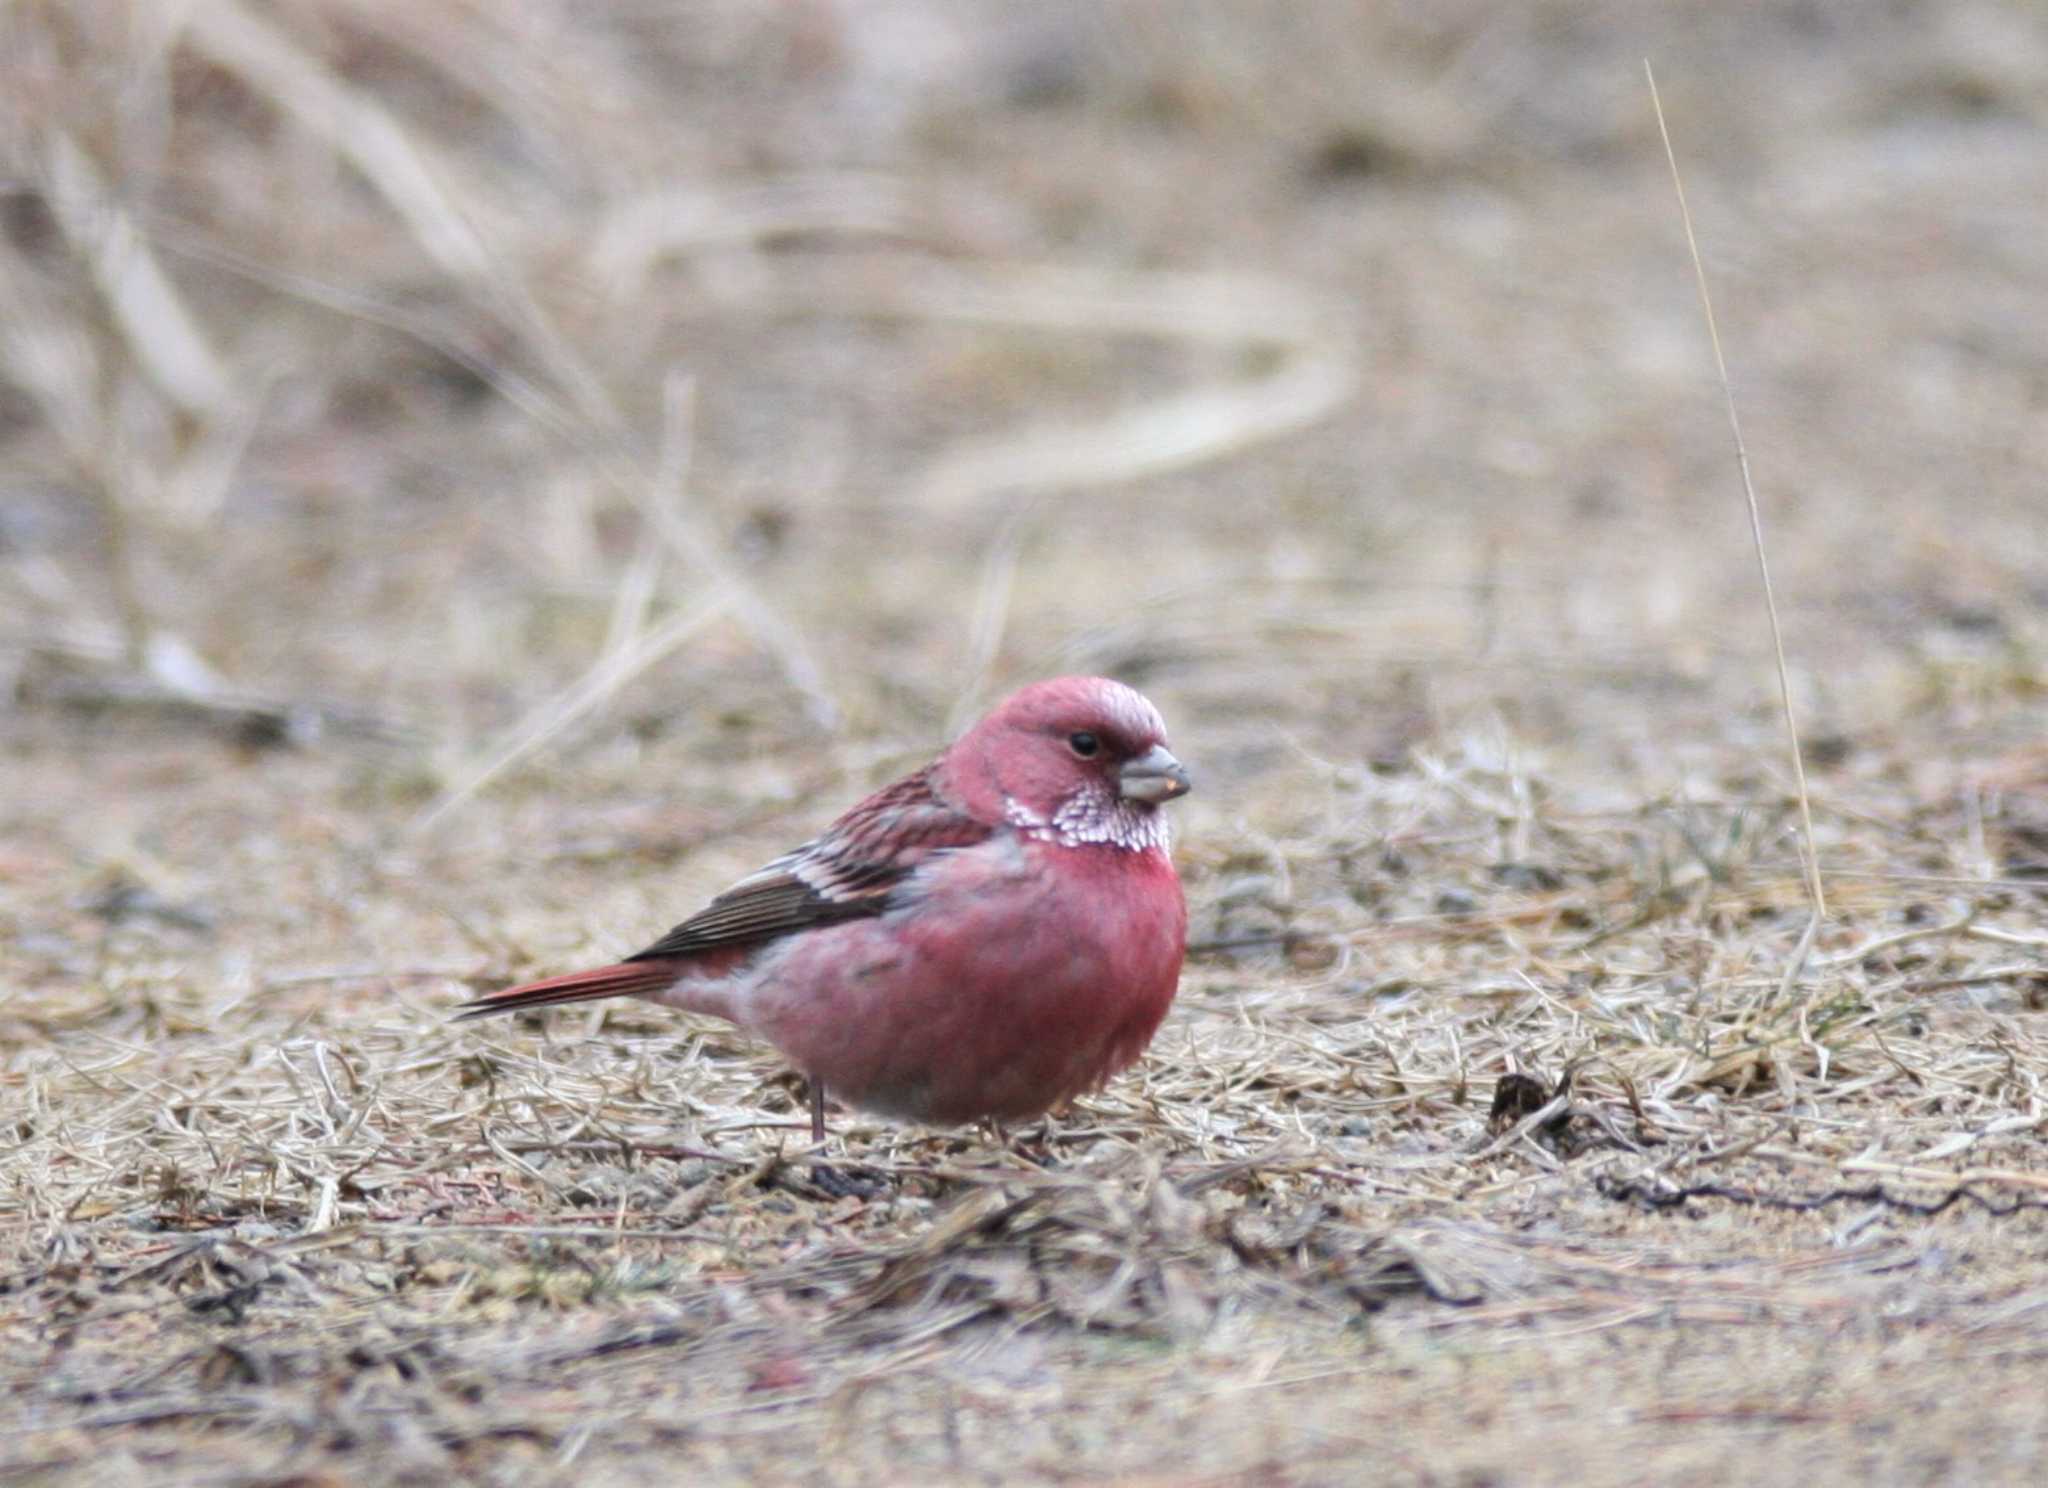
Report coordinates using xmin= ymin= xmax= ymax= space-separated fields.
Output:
xmin=1646 ymin=60 xmax=1826 ymax=961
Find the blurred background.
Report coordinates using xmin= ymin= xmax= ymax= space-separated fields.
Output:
xmin=4 ymin=0 xmax=2047 ymax=966
xmin=4 ymin=0 xmax=2048 ymax=1023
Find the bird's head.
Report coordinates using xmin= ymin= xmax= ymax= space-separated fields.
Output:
xmin=947 ymin=676 xmax=1191 ymax=851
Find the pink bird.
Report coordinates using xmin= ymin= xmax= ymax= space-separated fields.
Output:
xmin=457 ymin=677 xmax=1192 ymax=1138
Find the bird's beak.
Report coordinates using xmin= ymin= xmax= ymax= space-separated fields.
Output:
xmin=1118 ymin=744 xmax=1192 ymax=804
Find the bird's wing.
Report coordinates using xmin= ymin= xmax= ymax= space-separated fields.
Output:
xmin=624 ymin=766 xmax=993 ymax=961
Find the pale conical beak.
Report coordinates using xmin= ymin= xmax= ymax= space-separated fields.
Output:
xmin=1118 ymin=744 xmax=1192 ymax=804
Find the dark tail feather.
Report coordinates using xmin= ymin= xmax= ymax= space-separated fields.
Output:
xmin=454 ymin=961 xmax=682 ymax=1021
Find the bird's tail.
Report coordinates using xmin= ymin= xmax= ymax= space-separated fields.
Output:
xmin=453 ymin=961 xmax=684 ymax=1021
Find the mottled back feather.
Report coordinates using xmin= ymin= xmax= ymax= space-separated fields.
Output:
xmin=622 ymin=766 xmax=992 ymax=961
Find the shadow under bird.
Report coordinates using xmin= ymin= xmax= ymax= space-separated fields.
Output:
xmin=456 ymin=676 xmax=1192 ymax=1138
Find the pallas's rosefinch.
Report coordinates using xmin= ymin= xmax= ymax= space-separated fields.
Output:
xmin=457 ymin=677 xmax=1192 ymax=1137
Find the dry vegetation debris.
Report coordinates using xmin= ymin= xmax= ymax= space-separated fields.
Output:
xmin=4 ymin=2 xmax=2048 ymax=1485
xmin=7 ymin=731 xmax=2045 ymax=1483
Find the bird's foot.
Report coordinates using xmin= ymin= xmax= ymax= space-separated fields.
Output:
xmin=981 ymin=1116 xmax=1060 ymax=1169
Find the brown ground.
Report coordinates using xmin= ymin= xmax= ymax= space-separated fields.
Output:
xmin=5 ymin=3 xmax=2048 ymax=1484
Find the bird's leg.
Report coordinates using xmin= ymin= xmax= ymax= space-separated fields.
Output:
xmin=1020 ymin=1100 xmax=1076 ymax=1165
xmin=793 ymin=1083 xmax=900 ymax=1202
xmin=978 ymin=1117 xmax=1056 ymax=1170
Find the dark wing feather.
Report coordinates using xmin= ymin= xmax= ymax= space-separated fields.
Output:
xmin=623 ymin=766 xmax=992 ymax=962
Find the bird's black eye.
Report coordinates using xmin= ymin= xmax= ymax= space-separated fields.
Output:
xmin=1067 ymin=731 xmax=1100 ymax=758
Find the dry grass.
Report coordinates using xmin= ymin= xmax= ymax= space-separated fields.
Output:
xmin=6 ymin=3 xmax=2048 ymax=1485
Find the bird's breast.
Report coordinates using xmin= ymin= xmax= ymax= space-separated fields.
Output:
xmin=743 ymin=835 xmax=1186 ymax=1125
